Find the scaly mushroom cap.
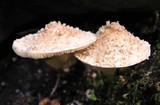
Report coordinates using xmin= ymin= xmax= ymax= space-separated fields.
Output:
xmin=12 ymin=21 xmax=96 ymax=59
xmin=75 ymin=21 xmax=151 ymax=68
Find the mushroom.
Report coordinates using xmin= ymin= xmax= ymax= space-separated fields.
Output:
xmin=12 ymin=21 xmax=96 ymax=98
xmin=12 ymin=21 xmax=96 ymax=69
xmin=75 ymin=21 xmax=151 ymax=74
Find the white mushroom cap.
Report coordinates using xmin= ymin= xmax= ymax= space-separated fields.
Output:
xmin=12 ymin=21 xmax=96 ymax=59
xmin=75 ymin=21 xmax=151 ymax=68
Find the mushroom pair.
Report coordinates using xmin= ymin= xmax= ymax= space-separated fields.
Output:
xmin=12 ymin=21 xmax=151 ymax=98
xmin=12 ymin=21 xmax=150 ymax=70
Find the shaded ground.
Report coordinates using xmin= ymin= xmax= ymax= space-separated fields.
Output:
xmin=0 ymin=12 xmax=160 ymax=105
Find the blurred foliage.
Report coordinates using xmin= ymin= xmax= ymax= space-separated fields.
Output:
xmin=107 ymin=52 xmax=160 ymax=105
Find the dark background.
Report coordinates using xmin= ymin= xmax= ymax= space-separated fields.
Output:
xmin=0 ymin=0 xmax=160 ymax=104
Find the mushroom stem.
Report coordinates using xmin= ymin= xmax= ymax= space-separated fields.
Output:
xmin=90 ymin=65 xmax=116 ymax=75
xmin=45 ymin=54 xmax=77 ymax=70
xmin=97 ymin=68 xmax=116 ymax=75
xmin=50 ymin=73 xmax=61 ymax=99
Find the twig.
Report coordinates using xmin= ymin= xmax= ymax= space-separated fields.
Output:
xmin=50 ymin=73 xmax=61 ymax=98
